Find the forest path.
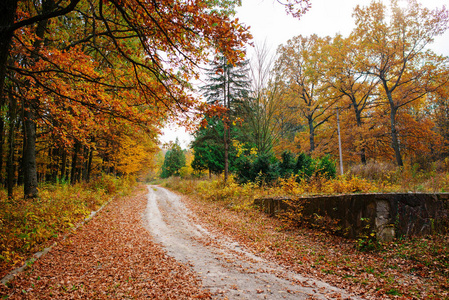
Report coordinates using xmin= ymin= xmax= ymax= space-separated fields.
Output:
xmin=144 ymin=185 xmax=359 ymax=300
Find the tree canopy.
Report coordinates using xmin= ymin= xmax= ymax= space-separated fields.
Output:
xmin=190 ymin=0 xmax=449 ymax=183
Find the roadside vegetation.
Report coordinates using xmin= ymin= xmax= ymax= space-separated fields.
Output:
xmin=0 ymin=175 xmax=136 ymax=279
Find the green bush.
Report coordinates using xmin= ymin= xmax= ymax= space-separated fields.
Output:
xmin=295 ymin=152 xmax=315 ymax=179
xmin=316 ymin=155 xmax=337 ymax=179
xmin=279 ymin=151 xmax=296 ymax=178
xmin=235 ymin=151 xmax=337 ymax=184
xmin=235 ymin=154 xmax=253 ymax=183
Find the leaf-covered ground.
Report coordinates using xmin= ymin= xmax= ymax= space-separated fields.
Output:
xmin=0 ymin=185 xmax=210 ymax=299
xmin=0 ymin=176 xmax=136 ymax=278
xmin=2 ymin=182 xmax=448 ymax=299
xmin=181 ymin=195 xmax=449 ymax=299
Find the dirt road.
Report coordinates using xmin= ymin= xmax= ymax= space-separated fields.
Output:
xmin=144 ymin=186 xmax=360 ymax=299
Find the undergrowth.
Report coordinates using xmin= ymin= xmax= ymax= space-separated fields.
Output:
xmin=163 ymin=161 xmax=449 ymax=208
xmin=0 ymin=175 xmax=136 ymax=276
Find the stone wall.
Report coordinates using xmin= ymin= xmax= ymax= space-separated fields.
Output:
xmin=254 ymin=193 xmax=449 ymax=242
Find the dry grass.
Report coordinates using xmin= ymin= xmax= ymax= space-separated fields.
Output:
xmin=348 ymin=160 xmax=449 ymax=193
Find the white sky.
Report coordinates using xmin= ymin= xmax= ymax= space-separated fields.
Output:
xmin=237 ymin=0 xmax=449 ymax=56
xmin=160 ymin=0 xmax=449 ymax=149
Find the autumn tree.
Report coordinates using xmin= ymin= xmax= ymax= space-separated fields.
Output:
xmin=0 ymin=0 xmax=312 ymax=197
xmin=0 ymin=0 xmax=252 ymax=197
xmin=352 ymin=0 xmax=449 ymax=166
xmin=276 ymin=34 xmax=338 ymax=154
xmin=431 ymin=86 xmax=449 ymax=158
xmin=322 ymin=34 xmax=380 ymax=164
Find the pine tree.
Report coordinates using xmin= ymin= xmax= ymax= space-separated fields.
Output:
xmin=191 ymin=116 xmax=241 ymax=177
xmin=202 ymin=54 xmax=250 ymax=107
xmin=161 ymin=139 xmax=186 ymax=178
xmin=200 ymin=52 xmax=250 ymax=183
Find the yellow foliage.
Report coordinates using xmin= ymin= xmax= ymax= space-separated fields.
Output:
xmin=232 ymin=140 xmax=245 ymax=158
xmin=114 ymin=134 xmax=157 ymax=175
xmin=250 ymin=147 xmax=258 ymax=156
xmin=323 ymin=176 xmax=375 ymax=194
xmin=277 ymin=175 xmax=304 ymax=195
xmin=180 ymin=149 xmax=195 ymax=178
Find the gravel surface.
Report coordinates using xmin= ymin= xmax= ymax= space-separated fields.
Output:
xmin=144 ymin=185 xmax=359 ymax=299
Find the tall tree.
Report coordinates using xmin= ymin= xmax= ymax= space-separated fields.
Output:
xmin=0 ymin=0 xmax=311 ymax=195
xmin=240 ymin=43 xmax=284 ymax=156
xmin=0 ymin=0 xmax=252 ymax=197
xmin=352 ymin=0 xmax=449 ymax=166
xmin=276 ymin=34 xmax=337 ymax=154
xmin=201 ymin=52 xmax=250 ymax=183
xmin=432 ymin=86 xmax=449 ymax=158
xmin=191 ymin=117 xmax=226 ymax=177
xmin=324 ymin=34 xmax=379 ymax=164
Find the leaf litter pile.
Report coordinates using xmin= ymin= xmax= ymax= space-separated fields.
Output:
xmin=182 ymin=196 xmax=449 ymax=299
xmin=0 ymin=186 xmax=210 ymax=299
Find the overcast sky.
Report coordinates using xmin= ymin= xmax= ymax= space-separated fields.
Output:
xmin=236 ymin=0 xmax=449 ymax=57
xmin=160 ymin=0 xmax=449 ymax=148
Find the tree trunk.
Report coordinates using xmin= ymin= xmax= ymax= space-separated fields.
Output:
xmin=0 ymin=1 xmax=18 ymax=191
xmin=6 ymin=91 xmax=16 ymax=199
xmin=353 ymin=104 xmax=367 ymax=165
xmin=46 ymin=146 xmax=52 ymax=181
xmin=384 ymin=86 xmax=403 ymax=167
xmin=86 ymin=148 xmax=93 ymax=182
xmin=60 ymin=149 xmax=67 ymax=182
xmin=17 ymin=122 xmax=24 ymax=186
xmin=51 ymin=147 xmax=59 ymax=182
xmin=71 ymin=141 xmax=81 ymax=184
xmin=223 ymin=63 xmax=229 ymax=185
xmin=224 ymin=125 xmax=229 ymax=184
xmin=0 ymin=0 xmax=17 ymax=102
xmin=102 ymin=141 xmax=110 ymax=174
xmin=22 ymin=0 xmax=53 ymax=197
xmin=82 ymin=145 xmax=89 ymax=181
xmin=23 ymin=108 xmax=38 ymax=198
xmin=0 ymin=103 xmax=4 ymax=186
xmin=308 ymin=117 xmax=315 ymax=153
xmin=360 ymin=148 xmax=367 ymax=165
xmin=389 ymin=106 xmax=403 ymax=166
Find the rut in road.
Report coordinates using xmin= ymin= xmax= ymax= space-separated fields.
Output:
xmin=144 ymin=185 xmax=359 ymax=299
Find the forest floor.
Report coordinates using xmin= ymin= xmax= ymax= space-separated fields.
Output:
xmin=1 ymin=183 xmax=448 ymax=299
xmin=1 ymin=184 xmax=355 ymax=299
xmin=0 ymin=185 xmax=210 ymax=299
